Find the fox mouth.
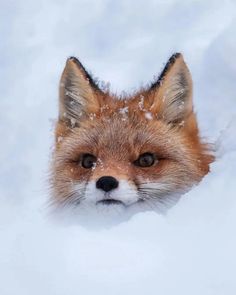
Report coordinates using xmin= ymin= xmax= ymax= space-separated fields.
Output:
xmin=96 ymin=199 xmax=124 ymax=206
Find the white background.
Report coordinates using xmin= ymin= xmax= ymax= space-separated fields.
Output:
xmin=0 ymin=0 xmax=236 ymax=294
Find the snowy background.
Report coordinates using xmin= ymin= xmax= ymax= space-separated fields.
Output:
xmin=1 ymin=0 xmax=236 ymax=294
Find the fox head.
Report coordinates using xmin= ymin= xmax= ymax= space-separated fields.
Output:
xmin=51 ymin=53 xmax=213 ymax=215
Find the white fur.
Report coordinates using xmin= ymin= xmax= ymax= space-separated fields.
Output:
xmin=65 ymin=179 xmax=182 ymax=216
xmin=84 ymin=179 xmax=139 ymax=206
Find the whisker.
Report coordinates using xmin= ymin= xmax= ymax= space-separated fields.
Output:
xmin=51 ymin=186 xmax=86 ymax=208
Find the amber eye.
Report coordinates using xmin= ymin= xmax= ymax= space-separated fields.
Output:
xmin=134 ymin=153 xmax=155 ymax=167
xmin=81 ymin=154 xmax=97 ymax=169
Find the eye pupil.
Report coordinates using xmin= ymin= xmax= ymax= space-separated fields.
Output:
xmin=81 ymin=154 xmax=96 ymax=169
xmin=134 ymin=153 xmax=155 ymax=167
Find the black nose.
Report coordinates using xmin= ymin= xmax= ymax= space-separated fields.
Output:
xmin=96 ymin=176 xmax=119 ymax=192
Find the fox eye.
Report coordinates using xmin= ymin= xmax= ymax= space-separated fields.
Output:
xmin=134 ymin=153 xmax=155 ymax=167
xmin=81 ymin=154 xmax=96 ymax=169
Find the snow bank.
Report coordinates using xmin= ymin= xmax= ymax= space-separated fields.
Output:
xmin=0 ymin=1 xmax=236 ymax=294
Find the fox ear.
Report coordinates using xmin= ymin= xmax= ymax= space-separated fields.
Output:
xmin=59 ymin=57 xmax=100 ymax=127
xmin=150 ymin=53 xmax=193 ymax=125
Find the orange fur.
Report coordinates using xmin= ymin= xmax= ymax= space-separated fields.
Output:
xmin=50 ymin=53 xmax=213 ymax=212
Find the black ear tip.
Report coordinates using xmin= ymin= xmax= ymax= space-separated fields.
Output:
xmin=173 ymin=52 xmax=181 ymax=57
xmin=67 ymin=56 xmax=83 ymax=67
xmin=67 ymin=56 xmax=78 ymax=61
xmin=65 ymin=56 xmax=101 ymax=92
xmin=149 ymin=52 xmax=184 ymax=90
xmin=168 ymin=52 xmax=182 ymax=64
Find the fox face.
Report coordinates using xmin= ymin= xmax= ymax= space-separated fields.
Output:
xmin=51 ymin=53 xmax=213 ymax=215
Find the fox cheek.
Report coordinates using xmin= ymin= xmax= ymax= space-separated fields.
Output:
xmin=51 ymin=180 xmax=87 ymax=207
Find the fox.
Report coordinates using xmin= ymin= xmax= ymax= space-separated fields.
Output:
xmin=50 ymin=53 xmax=213 ymax=216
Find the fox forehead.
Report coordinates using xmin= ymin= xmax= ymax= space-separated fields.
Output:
xmin=56 ymin=110 xmax=187 ymax=162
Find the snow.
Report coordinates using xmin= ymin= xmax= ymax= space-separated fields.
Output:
xmin=1 ymin=1 xmax=236 ymax=294
xmin=145 ymin=111 xmax=153 ymax=120
xmin=118 ymin=106 xmax=129 ymax=114
xmin=138 ymin=95 xmax=145 ymax=110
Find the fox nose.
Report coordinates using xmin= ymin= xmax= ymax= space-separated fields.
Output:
xmin=96 ymin=176 xmax=119 ymax=192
